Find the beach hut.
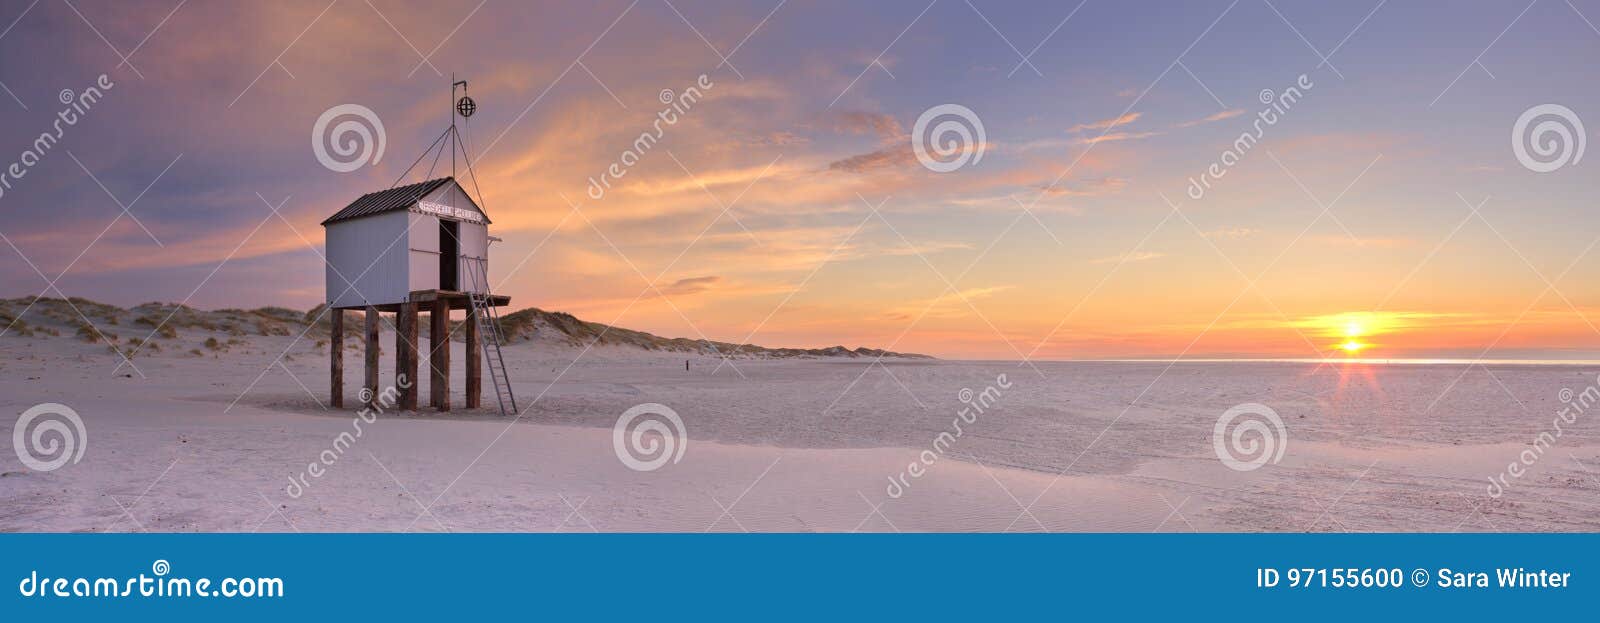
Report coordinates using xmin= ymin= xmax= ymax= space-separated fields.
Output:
xmin=321 ymin=176 xmax=515 ymax=415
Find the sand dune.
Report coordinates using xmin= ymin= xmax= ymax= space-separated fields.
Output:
xmin=0 ymin=297 xmax=928 ymax=361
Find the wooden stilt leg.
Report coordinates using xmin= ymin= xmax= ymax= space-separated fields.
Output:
xmin=465 ymin=303 xmax=480 ymax=409
xmin=430 ymin=299 xmax=451 ymax=411
xmin=397 ymin=302 xmax=419 ymax=411
xmin=330 ymin=311 xmax=344 ymax=409
xmin=364 ymin=307 xmax=379 ymax=410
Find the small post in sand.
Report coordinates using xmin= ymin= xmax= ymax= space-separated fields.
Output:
xmin=397 ymin=302 xmax=419 ymax=410
xmin=364 ymin=307 xmax=379 ymax=410
xmin=429 ymin=299 xmax=450 ymax=411
xmin=330 ymin=311 xmax=344 ymax=408
xmin=465 ymin=303 xmax=480 ymax=409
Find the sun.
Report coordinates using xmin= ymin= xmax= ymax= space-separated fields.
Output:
xmin=1330 ymin=314 xmax=1373 ymax=356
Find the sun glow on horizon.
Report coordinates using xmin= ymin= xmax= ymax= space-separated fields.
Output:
xmin=1310 ymin=312 xmax=1391 ymax=357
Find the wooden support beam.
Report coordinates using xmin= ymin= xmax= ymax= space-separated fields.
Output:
xmin=397 ymin=302 xmax=419 ymax=411
xmin=364 ymin=307 xmax=379 ymax=410
xmin=465 ymin=303 xmax=480 ymax=409
xmin=429 ymin=299 xmax=451 ymax=411
xmin=330 ymin=311 xmax=344 ymax=409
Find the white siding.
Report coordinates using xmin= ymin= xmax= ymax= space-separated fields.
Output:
xmin=407 ymin=212 xmax=440 ymax=293
xmin=324 ymin=210 xmax=411 ymax=308
xmin=457 ymin=221 xmax=489 ymax=293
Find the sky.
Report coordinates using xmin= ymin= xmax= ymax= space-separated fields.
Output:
xmin=2 ymin=0 xmax=1599 ymax=360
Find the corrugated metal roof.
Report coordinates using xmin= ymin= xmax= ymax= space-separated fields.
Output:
xmin=320 ymin=177 xmax=459 ymax=226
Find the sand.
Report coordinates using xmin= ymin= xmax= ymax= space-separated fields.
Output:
xmin=3 ymin=325 xmax=1599 ymax=532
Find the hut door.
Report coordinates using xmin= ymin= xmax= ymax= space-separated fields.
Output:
xmin=439 ymin=220 xmax=459 ymax=291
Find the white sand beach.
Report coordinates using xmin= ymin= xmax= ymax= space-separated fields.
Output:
xmin=3 ymin=300 xmax=1599 ymax=533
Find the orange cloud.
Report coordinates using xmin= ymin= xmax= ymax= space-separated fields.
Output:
xmin=1090 ymin=251 xmax=1165 ymax=265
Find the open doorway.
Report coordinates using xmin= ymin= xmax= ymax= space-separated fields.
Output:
xmin=438 ymin=219 xmax=459 ymax=291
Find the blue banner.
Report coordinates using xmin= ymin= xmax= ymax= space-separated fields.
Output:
xmin=1 ymin=534 xmax=1592 ymax=620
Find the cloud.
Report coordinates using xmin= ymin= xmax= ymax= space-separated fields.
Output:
xmin=1175 ymin=108 xmax=1246 ymax=128
xmin=821 ymin=110 xmax=921 ymax=173
xmin=829 ymin=111 xmax=907 ymax=140
xmin=756 ymin=131 xmax=811 ymax=147
xmin=1200 ymin=227 xmax=1259 ymax=240
xmin=1310 ymin=235 xmax=1414 ymax=248
xmin=1069 ymin=112 xmax=1142 ymax=133
xmin=1090 ymin=251 xmax=1165 ymax=264
xmin=827 ymin=144 xmax=917 ymax=173
xmin=615 ymin=160 xmax=809 ymax=199
xmin=1036 ymin=177 xmax=1128 ymax=197
xmin=658 ymin=275 xmax=722 ymax=296
xmin=1074 ymin=131 xmax=1160 ymax=145
xmin=878 ymin=240 xmax=976 ymax=256
xmin=1282 ymin=311 xmax=1476 ymax=337
xmin=886 ymin=285 xmax=1015 ymax=321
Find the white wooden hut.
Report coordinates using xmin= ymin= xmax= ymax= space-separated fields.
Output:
xmin=321 ymin=176 xmax=513 ymax=414
xmin=322 ymin=176 xmax=492 ymax=305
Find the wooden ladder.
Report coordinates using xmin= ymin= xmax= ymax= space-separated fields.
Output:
xmin=465 ymin=258 xmax=517 ymax=415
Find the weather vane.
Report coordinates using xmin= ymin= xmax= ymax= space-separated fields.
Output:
xmin=454 ymin=79 xmax=475 ymax=119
